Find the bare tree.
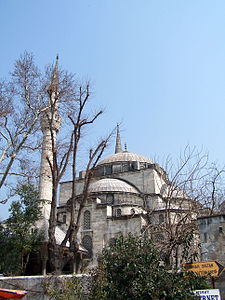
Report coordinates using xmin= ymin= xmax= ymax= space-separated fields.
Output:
xmin=198 ymin=163 xmax=225 ymax=215
xmin=44 ymin=81 xmax=112 ymax=274
xmin=0 ymin=58 xmax=49 ymax=196
xmin=142 ymin=146 xmax=225 ymax=269
xmin=0 ymin=52 xmax=44 ymax=196
xmin=1 ymin=53 xmax=111 ymax=274
xmin=0 ymin=52 xmax=78 ymax=204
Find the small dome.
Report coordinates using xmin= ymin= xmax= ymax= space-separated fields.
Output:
xmin=88 ymin=178 xmax=139 ymax=194
xmin=98 ymin=152 xmax=152 ymax=165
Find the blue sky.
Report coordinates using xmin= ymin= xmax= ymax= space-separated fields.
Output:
xmin=0 ymin=0 xmax=225 ymax=219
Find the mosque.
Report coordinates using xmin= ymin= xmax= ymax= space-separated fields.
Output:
xmin=38 ymin=58 xmax=198 ymax=271
xmin=56 ymin=126 xmax=197 ymax=268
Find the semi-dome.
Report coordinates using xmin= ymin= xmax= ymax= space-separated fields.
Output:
xmin=98 ymin=152 xmax=153 ymax=166
xmin=88 ymin=178 xmax=139 ymax=194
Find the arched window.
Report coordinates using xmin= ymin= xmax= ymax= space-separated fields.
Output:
xmin=159 ymin=214 xmax=164 ymax=224
xmin=130 ymin=208 xmax=135 ymax=215
xmin=82 ymin=235 xmax=92 ymax=258
xmin=116 ymin=208 xmax=122 ymax=217
xmin=83 ymin=210 xmax=91 ymax=230
xmin=107 ymin=238 xmax=116 ymax=248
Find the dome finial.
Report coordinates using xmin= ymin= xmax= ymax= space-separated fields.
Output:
xmin=124 ymin=142 xmax=128 ymax=152
xmin=115 ymin=124 xmax=122 ymax=154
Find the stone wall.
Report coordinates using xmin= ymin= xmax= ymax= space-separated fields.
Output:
xmin=0 ymin=275 xmax=89 ymax=300
xmin=198 ymin=215 xmax=225 ymax=263
xmin=0 ymin=275 xmax=49 ymax=300
xmin=58 ymin=167 xmax=160 ymax=207
xmin=198 ymin=215 xmax=225 ymax=299
xmin=79 ymin=201 xmax=144 ymax=267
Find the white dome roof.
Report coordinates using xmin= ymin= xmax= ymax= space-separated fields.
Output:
xmin=88 ymin=178 xmax=139 ymax=194
xmin=98 ymin=152 xmax=152 ymax=165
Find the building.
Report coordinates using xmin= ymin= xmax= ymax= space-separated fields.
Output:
xmin=197 ymin=215 xmax=225 ymax=296
xmin=198 ymin=214 xmax=225 ymax=263
xmin=38 ymin=58 xmax=199 ymax=272
xmin=57 ymin=125 xmax=198 ymax=269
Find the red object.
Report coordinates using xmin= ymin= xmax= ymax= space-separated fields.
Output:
xmin=0 ymin=288 xmax=27 ymax=299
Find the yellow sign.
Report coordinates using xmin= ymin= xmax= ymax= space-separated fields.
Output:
xmin=183 ymin=261 xmax=225 ymax=277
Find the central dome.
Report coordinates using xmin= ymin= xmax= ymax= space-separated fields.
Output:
xmin=88 ymin=178 xmax=139 ymax=194
xmin=98 ymin=152 xmax=152 ymax=165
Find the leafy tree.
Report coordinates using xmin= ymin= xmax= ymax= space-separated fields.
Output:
xmin=89 ymin=234 xmax=209 ymax=300
xmin=0 ymin=183 xmax=43 ymax=275
xmin=45 ymin=234 xmax=209 ymax=299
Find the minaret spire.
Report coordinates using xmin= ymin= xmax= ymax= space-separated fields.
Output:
xmin=48 ymin=55 xmax=59 ymax=95
xmin=115 ymin=124 xmax=122 ymax=153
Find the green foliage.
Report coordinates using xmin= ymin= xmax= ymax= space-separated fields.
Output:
xmin=45 ymin=234 xmax=209 ymax=300
xmin=89 ymin=234 xmax=209 ymax=300
xmin=45 ymin=276 xmax=87 ymax=300
xmin=180 ymin=228 xmax=200 ymax=264
xmin=0 ymin=183 xmax=43 ymax=276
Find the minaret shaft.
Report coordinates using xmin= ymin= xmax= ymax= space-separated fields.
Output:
xmin=39 ymin=128 xmax=57 ymax=214
xmin=38 ymin=56 xmax=61 ymax=239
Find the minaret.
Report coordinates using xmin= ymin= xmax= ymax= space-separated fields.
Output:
xmin=115 ymin=124 xmax=122 ymax=153
xmin=38 ymin=56 xmax=62 ymax=236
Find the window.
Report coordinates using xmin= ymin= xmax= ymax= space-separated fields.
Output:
xmin=159 ymin=214 xmax=164 ymax=224
xmin=177 ymin=213 xmax=181 ymax=221
xmin=207 ymin=218 xmax=212 ymax=225
xmin=130 ymin=208 xmax=135 ymax=215
xmin=155 ymin=233 xmax=164 ymax=241
xmin=105 ymin=165 xmax=112 ymax=175
xmin=83 ymin=210 xmax=91 ymax=230
xmin=113 ymin=164 xmax=122 ymax=173
xmin=107 ymin=238 xmax=116 ymax=247
xmin=82 ymin=235 xmax=92 ymax=258
xmin=63 ymin=215 xmax=67 ymax=224
xmin=116 ymin=208 xmax=122 ymax=217
xmin=106 ymin=194 xmax=114 ymax=204
xmin=204 ymin=233 xmax=207 ymax=243
xmin=122 ymin=163 xmax=129 ymax=172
